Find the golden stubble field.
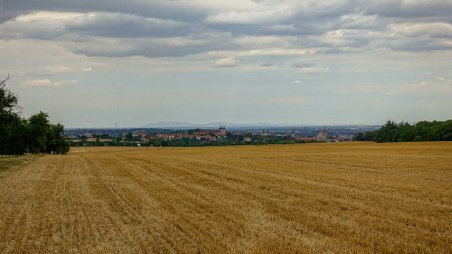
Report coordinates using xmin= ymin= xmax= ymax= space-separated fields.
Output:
xmin=0 ymin=142 xmax=451 ymax=253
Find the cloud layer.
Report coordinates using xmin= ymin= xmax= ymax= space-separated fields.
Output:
xmin=2 ymin=0 xmax=452 ymax=58
xmin=0 ymin=0 xmax=451 ymax=127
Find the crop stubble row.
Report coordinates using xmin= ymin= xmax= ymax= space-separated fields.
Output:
xmin=0 ymin=142 xmax=450 ymax=253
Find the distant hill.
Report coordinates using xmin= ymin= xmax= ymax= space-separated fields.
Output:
xmin=141 ymin=121 xmax=379 ymax=130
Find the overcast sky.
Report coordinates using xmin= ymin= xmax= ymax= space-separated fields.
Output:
xmin=1 ymin=0 xmax=451 ymax=128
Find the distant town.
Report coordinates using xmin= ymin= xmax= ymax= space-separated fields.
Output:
xmin=65 ymin=125 xmax=380 ymax=147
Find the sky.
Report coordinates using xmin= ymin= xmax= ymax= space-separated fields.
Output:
xmin=0 ymin=0 xmax=451 ymax=128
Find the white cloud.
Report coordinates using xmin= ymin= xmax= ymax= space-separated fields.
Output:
xmin=202 ymin=0 xmax=354 ymax=25
xmin=294 ymin=65 xmax=329 ymax=75
xmin=53 ymin=79 xmax=77 ymax=86
xmin=339 ymin=11 xmax=378 ymax=28
xmin=2 ymin=3 xmax=450 ymax=61
xmin=201 ymin=0 xmax=298 ymax=24
xmin=401 ymin=0 xmax=452 ymax=8
xmin=47 ymin=65 xmax=72 ymax=74
xmin=26 ymin=79 xmax=77 ymax=87
xmin=207 ymin=48 xmax=315 ymax=58
xmin=389 ymin=22 xmax=452 ymax=38
xmin=206 ymin=9 xmax=293 ymax=24
xmin=26 ymin=79 xmax=52 ymax=86
xmin=15 ymin=11 xmax=85 ymax=22
xmin=317 ymin=29 xmax=367 ymax=47
xmin=65 ymin=12 xmax=186 ymax=37
xmin=234 ymin=36 xmax=296 ymax=47
xmin=1 ymin=0 xmax=451 ymax=127
xmin=1 ymin=11 xmax=187 ymax=40
xmin=213 ymin=57 xmax=239 ymax=67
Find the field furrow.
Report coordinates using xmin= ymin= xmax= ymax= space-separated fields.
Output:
xmin=0 ymin=142 xmax=451 ymax=253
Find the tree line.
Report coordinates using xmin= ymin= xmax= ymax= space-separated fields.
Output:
xmin=0 ymin=76 xmax=69 ymax=155
xmin=354 ymin=120 xmax=452 ymax=142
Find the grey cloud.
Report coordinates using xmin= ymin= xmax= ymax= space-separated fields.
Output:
xmin=389 ymin=22 xmax=452 ymax=38
xmin=0 ymin=12 xmax=190 ymax=40
xmin=308 ymin=29 xmax=374 ymax=51
xmin=309 ymin=21 xmax=452 ymax=53
xmin=260 ymin=63 xmax=275 ymax=67
xmin=0 ymin=18 xmax=65 ymax=40
xmin=338 ymin=12 xmax=379 ymax=29
xmin=1 ymin=0 xmax=451 ymax=59
xmin=68 ymin=35 xmax=239 ymax=58
xmin=383 ymin=36 xmax=452 ymax=52
xmin=3 ymin=0 xmax=205 ymax=23
xmin=361 ymin=0 xmax=452 ymax=20
xmin=292 ymin=63 xmax=313 ymax=68
xmin=65 ymin=13 xmax=189 ymax=38
xmin=213 ymin=57 xmax=239 ymax=67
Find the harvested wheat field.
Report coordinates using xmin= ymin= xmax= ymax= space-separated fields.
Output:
xmin=0 ymin=142 xmax=451 ymax=253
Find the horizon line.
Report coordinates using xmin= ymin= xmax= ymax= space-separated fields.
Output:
xmin=64 ymin=123 xmax=384 ymax=129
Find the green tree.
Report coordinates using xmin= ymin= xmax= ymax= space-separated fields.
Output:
xmin=375 ymin=121 xmax=399 ymax=142
xmin=46 ymin=123 xmax=70 ymax=154
xmin=397 ymin=122 xmax=416 ymax=142
xmin=0 ymin=114 xmax=27 ymax=155
xmin=0 ymin=75 xmax=26 ymax=154
xmin=0 ymin=76 xmax=69 ymax=155
xmin=359 ymin=120 xmax=452 ymax=143
xmin=27 ymin=112 xmax=51 ymax=153
xmin=353 ymin=132 xmax=364 ymax=141
xmin=0 ymin=75 xmax=20 ymax=116
xmin=364 ymin=130 xmax=377 ymax=141
xmin=125 ymin=132 xmax=133 ymax=141
xmin=441 ymin=120 xmax=452 ymax=140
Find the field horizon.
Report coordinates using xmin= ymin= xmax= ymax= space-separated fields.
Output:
xmin=0 ymin=142 xmax=451 ymax=253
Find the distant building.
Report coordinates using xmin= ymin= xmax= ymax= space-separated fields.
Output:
xmin=99 ymin=138 xmax=114 ymax=143
xmin=157 ymin=134 xmax=176 ymax=140
xmin=205 ymin=136 xmax=217 ymax=142
xmin=296 ymin=136 xmax=312 ymax=142
xmin=260 ymin=130 xmax=270 ymax=137
xmin=219 ymin=126 xmax=226 ymax=136
xmin=316 ymin=127 xmax=327 ymax=141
